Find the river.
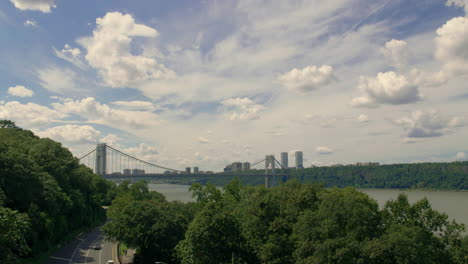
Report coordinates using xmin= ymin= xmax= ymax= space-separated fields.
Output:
xmin=148 ymin=183 xmax=468 ymax=230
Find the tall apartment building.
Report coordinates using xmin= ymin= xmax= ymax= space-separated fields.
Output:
xmin=295 ymin=151 xmax=303 ymax=169
xmin=280 ymin=152 xmax=288 ymax=168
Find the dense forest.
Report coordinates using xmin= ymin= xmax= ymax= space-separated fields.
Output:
xmin=167 ymin=162 xmax=468 ymax=189
xmin=0 ymin=121 xmax=115 ymax=263
xmin=105 ymin=179 xmax=468 ymax=264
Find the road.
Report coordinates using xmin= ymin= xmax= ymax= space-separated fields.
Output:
xmin=46 ymin=228 xmax=115 ymax=264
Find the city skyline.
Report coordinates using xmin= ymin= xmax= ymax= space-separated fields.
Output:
xmin=1 ymin=0 xmax=468 ymax=170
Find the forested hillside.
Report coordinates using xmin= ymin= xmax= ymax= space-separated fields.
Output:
xmin=180 ymin=162 xmax=468 ymax=189
xmin=0 ymin=121 xmax=115 ymax=263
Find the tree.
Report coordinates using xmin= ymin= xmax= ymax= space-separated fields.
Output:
xmin=292 ymin=188 xmax=381 ymax=264
xmin=176 ymin=202 xmax=245 ymax=264
xmin=0 ymin=207 xmax=31 ymax=264
xmin=0 ymin=120 xmax=19 ymax=129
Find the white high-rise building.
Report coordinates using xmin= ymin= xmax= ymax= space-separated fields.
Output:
xmin=281 ymin=152 xmax=288 ymax=168
xmin=295 ymin=151 xmax=303 ymax=169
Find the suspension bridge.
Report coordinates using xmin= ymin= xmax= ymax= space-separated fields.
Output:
xmin=79 ymin=143 xmax=290 ymax=187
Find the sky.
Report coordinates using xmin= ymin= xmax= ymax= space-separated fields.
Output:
xmin=1 ymin=0 xmax=468 ymax=171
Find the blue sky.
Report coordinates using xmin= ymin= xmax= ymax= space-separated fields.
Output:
xmin=1 ymin=0 xmax=468 ymax=171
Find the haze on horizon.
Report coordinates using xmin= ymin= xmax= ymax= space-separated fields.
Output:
xmin=1 ymin=0 xmax=468 ymax=171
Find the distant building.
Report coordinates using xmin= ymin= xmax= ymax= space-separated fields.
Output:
xmin=281 ymin=152 xmax=288 ymax=168
xmin=132 ymin=169 xmax=145 ymax=175
xmin=185 ymin=167 xmax=191 ymax=174
xmin=232 ymin=162 xmax=243 ymax=172
xmin=194 ymin=167 xmax=199 ymax=173
xmin=242 ymin=162 xmax=250 ymax=171
xmin=123 ymin=168 xmax=131 ymax=175
xmin=223 ymin=165 xmax=232 ymax=172
xmin=295 ymin=151 xmax=303 ymax=169
xmin=164 ymin=171 xmax=171 ymax=174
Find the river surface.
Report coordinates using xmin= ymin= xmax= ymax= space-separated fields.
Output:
xmin=148 ymin=183 xmax=468 ymax=229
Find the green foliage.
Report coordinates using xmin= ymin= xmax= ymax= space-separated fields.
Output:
xmin=104 ymin=180 xmax=194 ymax=264
xmin=172 ymin=180 xmax=467 ymax=264
xmin=0 ymin=207 xmax=31 ymax=264
xmin=0 ymin=122 xmax=115 ymax=262
xmin=176 ymin=202 xmax=245 ymax=264
xmin=172 ymin=162 xmax=468 ymax=190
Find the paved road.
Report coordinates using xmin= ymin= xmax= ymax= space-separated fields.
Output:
xmin=46 ymin=228 xmax=115 ymax=264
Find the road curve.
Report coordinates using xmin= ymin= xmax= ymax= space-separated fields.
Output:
xmin=46 ymin=228 xmax=114 ymax=264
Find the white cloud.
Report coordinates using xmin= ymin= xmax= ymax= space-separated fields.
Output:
xmin=120 ymin=143 xmax=159 ymax=163
xmin=316 ymin=146 xmax=333 ymax=154
xmin=357 ymin=114 xmax=369 ymax=123
xmin=77 ymin=12 xmax=174 ymax=88
xmin=302 ymin=114 xmax=338 ymax=128
xmin=99 ymin=134 xmax=122 ymax=147
xmin=7 ymin=85 xmax=34 ymax=97
xmin=0 ymin=101 xmax=65 ymax=127
xmin=54 ymin=44 xmax=86 ymax=69
xmin=446 ymin=0 xmax=468 ymax=14
xmin=37 ymin=66 xmax=82 ymax=94
xmin=435 ymin=16 xmax=468 ymax=77
xmin=111 ymin=100 xmax=157 ymax=111
xmin=36 ymin=125 xmax=101 ymax=144
xmin=51 ymin=97 xmax=161 ymax=129
xmin=221 ymin=97 xmax=265 ymax=121
xmin=381 ymin=39 xmax=408 ymax=69
xmin=10 ymin=0 xmax=56 ymax=13
xmin=455 ymin=151 xmax=466 ymax=161
xmin=24 ymin=19 xmax=37 ymax=27
xmin=351 ymin=71 xmax=420 ymax=108
xmin=395 ymin=110 xmax=466 ymax=140
xmin=278 ymin=65 xmax=337 ymax=92
xmin=198 ymin=137 xmax=210 ymax=144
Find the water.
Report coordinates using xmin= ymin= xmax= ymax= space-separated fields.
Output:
xmin=148 ymin=184 xmax=468 ymax=229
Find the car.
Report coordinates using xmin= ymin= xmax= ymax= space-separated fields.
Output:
xmin=92 ymin=244 xmax=102 ymax=250
xmin=107 ymin=261 xmax=114 ymax=264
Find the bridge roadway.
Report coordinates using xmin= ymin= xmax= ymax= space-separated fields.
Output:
xmin=103 ymin=172 xmax=286 ymax=179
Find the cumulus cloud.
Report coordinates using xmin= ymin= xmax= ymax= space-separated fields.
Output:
xmin=278 ymin=65 xmax=337 ymax=92
xmin=381 ymin=39 xmax=408 ymax=69
xmin=351 ymin=71 xmax=420 ymax=108
xmin=120 ymin=143 xmax=159 ymax=163
xmin=24 ymin=19 xmax=37 ymax=27
xmin=357 ymin=114 xmax=369 ymax=123
xmin=77 ymin=12 xmax=174 ymax=88
xmin=316 ymin=146 xmax=333 ymax=154
xmin=10 ymin=0 xmax=56 ymax=13
xmin=395 ymin=110 xmax=466 ymax=140
xmin=0 ymin=101 xmax=65 ymax=127
xmin=221 ymin=97 xmax=265 ymax=121
xmin=111 ymin=100 xmax=157 ymax=111
xmin=435 ymin=16 xmax=468 ymax=77
xmin=51 ymin=97 xmax=161 ymax=129
xmin=36 ymin=125 xmax=101 ymax=144
xmin=446 ymin=0 xmax=468 ymax=13
xmin=7 ymin=85 xmax=34 ymax=97
xmin=54 ymin=44 xmax=86 ymax=69
xmin=455 ymin=151 xmax=466 ymax=161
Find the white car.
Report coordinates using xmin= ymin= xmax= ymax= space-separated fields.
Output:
xmin=107 ymin=261 xmax=114 ymax=264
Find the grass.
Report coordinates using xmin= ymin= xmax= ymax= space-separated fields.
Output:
xmin=118 ymin=243 xmax=129 ymax=257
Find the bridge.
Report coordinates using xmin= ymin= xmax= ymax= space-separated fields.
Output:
xmin=79 ymin=143 xmax=289 ymax=188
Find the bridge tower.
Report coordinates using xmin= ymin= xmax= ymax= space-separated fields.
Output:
xmin=265 ymin=155 xmax=275 ymax=188
xmin=95 ymin=143 xmax=107 ymax=176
